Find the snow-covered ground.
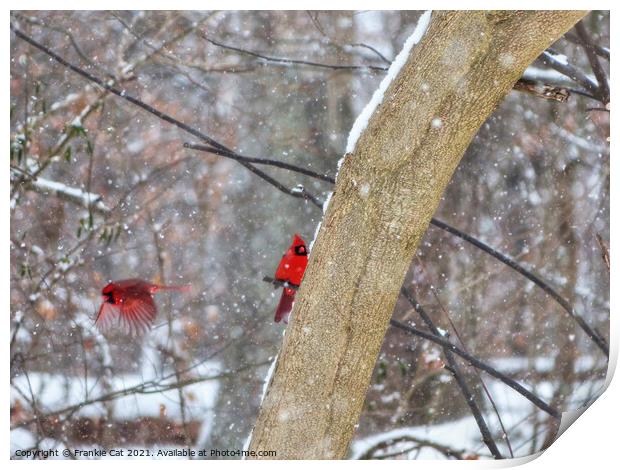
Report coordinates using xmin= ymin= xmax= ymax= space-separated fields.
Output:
xmin=351 ymin=371 xmax=605 ymax=460
xmin=11 ymin=365 xmax=220 ymax=419
xmin=11 ymin=359 xmax=221 ymax=458
xmin=12 ymin=354 xmax=605 ymax=460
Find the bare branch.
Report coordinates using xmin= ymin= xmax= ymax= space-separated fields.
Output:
xmin=574 ymin=21 xmax=610 ymax=104
xmin=595 ymin=233 xmax=610 ymax=272
xmin=404 ymin=284 xmax=515 ymax=456
xmin=184 ymin=142 xmax=336 ymax=183
xmin=358 ymin=435 xmax=469 ymax=460
xmin=401 ymin=286 xmax=502 ymax=458
xmin=389 ymin=318 xmax=561 ymax=420
xmin=540 ymin=50 xmax=600 ymax=99
xmin=429 ymin=218 xmax=609 ymax=357
xmin=304 ymin=11 xmax=393 ymax=65
xmin=262 ymin=276 xmax=561 ymax=420
xmin=12 ymin=13 xmax=116 ymax=79
xmin=203 ymin=34 xmax=388 ymax=72
xmin=564 ymin=32 xmax=609 ymax=60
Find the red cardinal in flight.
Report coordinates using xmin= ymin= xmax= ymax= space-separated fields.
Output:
xmin=95 ymin=279 xmax=189 ymax=335
xmin=273 ymin=234 xmax=308 ymax=323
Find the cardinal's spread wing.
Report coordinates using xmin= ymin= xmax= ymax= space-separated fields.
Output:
xmin=95 ymin=302 xmax=122 ymax=333
xmin=118 ymin=293 xmax=157 ymax=336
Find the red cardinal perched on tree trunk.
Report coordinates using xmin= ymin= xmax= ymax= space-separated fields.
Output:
xmin=95 ymin=279 xmax=190 ymax=335
xmin=273 ymin=234 xmax=308 ymax=323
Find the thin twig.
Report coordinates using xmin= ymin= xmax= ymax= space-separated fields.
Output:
xmin=429 ymin=218 xmax=609 ymax=357
xmin=564 ymin=32 xmax=609 ymax=61
xmin=595 ymin=233 xmax=610 ymax=272
xmin=184 ymin=142 xmax=336 ymax=183
xmin=203 ymin=35 xmax=388 ymax=72
xmin=540 ymin=50 xmax=600 ymax=100
xmin=389 ymin=318 xmax=561 ymax=420
xmin=410 ymin=261 xmax=514 ymax=457
xmin=12 ymin=13 xmax=116 ymax=79
xmin=574 ymin=21 xmax=610 ymax=104
xmin=358 ymin=435 xmax=467 ymax=460
xmin=399 ymin=287 xmax=503 ymax=459
xmin=304 ymin=11 xmax=392 ymax=66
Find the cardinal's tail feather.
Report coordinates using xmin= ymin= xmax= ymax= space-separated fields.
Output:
xmin=274 ymin=288 xmax=295 ymax=323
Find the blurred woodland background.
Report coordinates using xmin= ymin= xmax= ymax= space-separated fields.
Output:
xmin=10 ymin=10 xmax=609 ymax=459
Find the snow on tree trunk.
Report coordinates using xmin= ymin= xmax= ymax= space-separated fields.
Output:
xmin=248 ymin=10 xmax=586 ymax=460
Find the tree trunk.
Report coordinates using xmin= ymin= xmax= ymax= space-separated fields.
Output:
xmin=249 ymin=10 xmax=586 ymax=459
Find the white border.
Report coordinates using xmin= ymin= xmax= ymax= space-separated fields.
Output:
xmin=5 ymin=3 xmax=616 ymax=468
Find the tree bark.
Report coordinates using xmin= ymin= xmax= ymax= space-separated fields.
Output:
xmin=249 ymin=10 xmax=586 ymax=459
